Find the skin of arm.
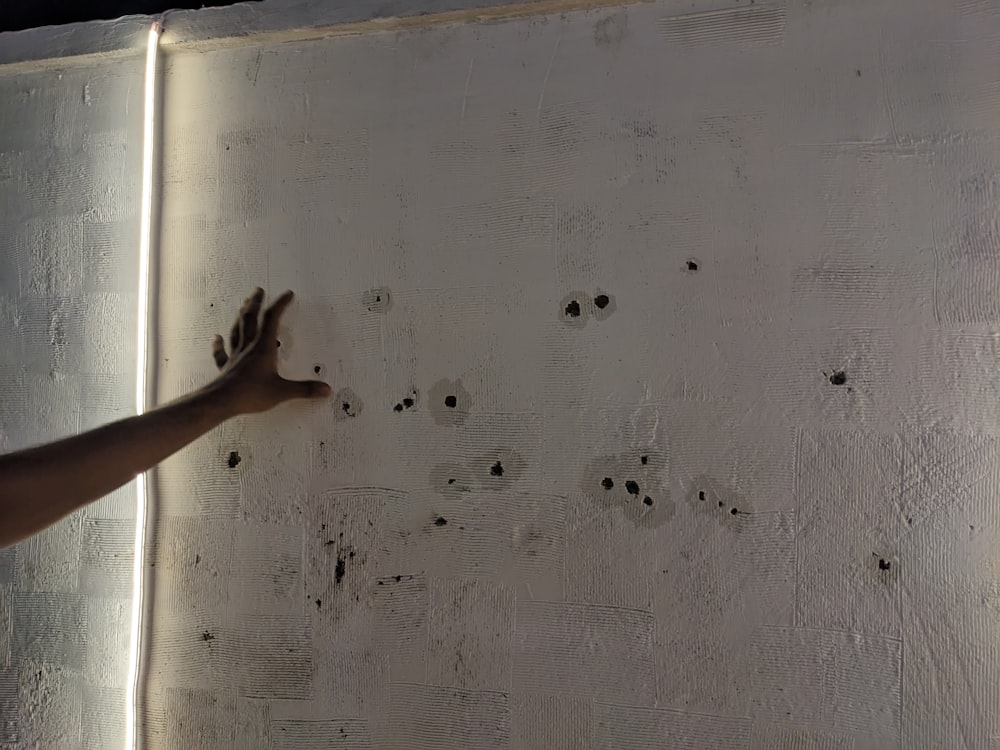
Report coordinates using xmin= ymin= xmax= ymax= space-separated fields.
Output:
xmin=0 ymin=288 xmax=330 ymax=549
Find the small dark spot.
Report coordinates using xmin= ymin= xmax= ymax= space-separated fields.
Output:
xmin=227 ymin=451 xmax=241 ymax=469
xmin=434 ymin=517 xmax=448 ymax=527
xmin=718 ymin=500 xmax=724 ymax=508
xmin=209 ymin=303 xmax=214 ymax=307
xmin=377 ymin=580 xmax=384 ymax=585
xmin=403 ymin=397 xmax=414 ymax=408
xmin=225 ymin=145 xmax=230 ymax=150
xmin=314 ymin=365 xmax=321 ymax=374
xmin=445 ymin=395 xmax=457 ymax=408
xmin=393 ymin=403 xmax=403 ymax=412
xmin=565 ymin=300 xmax=581 ymax=317
xmin=394 ymin=575 xmax=402 ymax=582
xmin=730 ymin=507 xmax=739 ymax=515
xmin=643 ymin=496 xmax=653 ymax=506
xmin=640 ymin=455 xmax=648 ymax=465
xmin=490 ymin=461 xmax=504 ymax=477
xmin=335 ymin=557 xmax=346 ymax=584
xmin=315 ymin=598 xmax=322 ymax=609
xmin=202 ymin=631 xmax=215 ymax=642
xmin=594 ymin=294 xmax=610 ymax=309
xmin=321 ymin=523 xmax=326 ymax=530
xmin=342 ymin=402 xmax=352 ymax=414
xmin=686 ymin=260 xmax=698 ymax=271
xmin=195 ymin=554 xmax=200 ymax=565
xmin=349 ymin=549 xmax=355 ymax=559
xmin=447 ymin=478 xmax=456 ymax=484
xmin=878 ymin=558 xmax=891 ymax=571
xmin=698 ymin=490 xmax=706 ymax=501
xmin=625 ymin=480 xmax=640 ymax=495
xmin=601 ymin=477 xmax=614 ymax=490
xmin=829 ymin=370 xmax=847 ymax=386
xmin=324 ymin=539 xmax=335 ymax=546
xmin=856 ymin=69 xmax=862 ymax=77
xmin=276 ymin=340 xmax=281 ymax=347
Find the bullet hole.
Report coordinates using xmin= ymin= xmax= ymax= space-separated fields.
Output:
xmin=315 ymin=598 xmax=322 ymax=609
xmin=490 ymin=461 xmax=504 ymax=477
xmin=730 ymin=508 xmax=739 ymax=515
xmin=565 ymin=300 xmax=582 ymax=317
xmin=643 ymin=496 xmax=653 ymax=506
xmin=227 ymin=451 xmax=241 ymax=469
xmin=686 ymin=260 xmax=699 ymax=271
xmin=878 ymin=558 xmax=891 ymax=571
xmin=225 ymin=145 xmax=230 ymax=150
xmin=447 ymin=478 xmax=456 ymax=484
xmin=342 ymin=401 xmax=356 ymax=416
xmin=393 ymin=403 xmax=403 ymax=412
xmin=594 ymin=294 xmax=610 ymax=310
xmin=202 ymin=631 xmax=215 ymax=642
xmin=195 ymin=554 xmax=200 ymax=565
xmin=601 ymin=477 xmax=614 ymax=490
xmin=625 ymin=480 xmax=640 ymax=495
xmin=276 ymin=340 xmax=281 ymax=348
xmin=324 ymin=539 xmax=335 ymax=546
xmin=209 ymin=303 xmax=214 ymax=307
xmin=314 ymin=365 xmax=321 ymax=374
xmin=640 ymin=455 xmax=648 ymax=465
xmin=321 ymin=523 xmax=326 ymax=530
xmin=335 ymin=556 xmax=346 ymax=584
xmin=434 ymin=517 xmax=448 ymax=526
xmin=445 ymin=395 xmax=457 ymax=408
xmin=718 ymin=501 xmax=724 ymax=508
xmin=829 ymin=370 xmax=847 ymax=386
xmin=698 ymin=490 xmax=706 ymax=501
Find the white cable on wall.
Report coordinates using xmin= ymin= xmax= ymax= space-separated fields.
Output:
xmin=125 ymin=21 xmax=161 ymax=750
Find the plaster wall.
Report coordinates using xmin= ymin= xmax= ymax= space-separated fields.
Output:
xmin=4 ymin=0 xmax=1000 ymax=748
xmin=0 ymin=57 xmax=145 ymax=748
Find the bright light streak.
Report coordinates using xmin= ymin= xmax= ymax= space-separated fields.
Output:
xmin=125 ymin=21 xmax=160 ymax=750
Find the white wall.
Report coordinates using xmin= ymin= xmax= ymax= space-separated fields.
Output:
xmin=5 ymin=0 xmax=1000 ymax=747
xmin=0 ymin=57 xmax=145 ymax=748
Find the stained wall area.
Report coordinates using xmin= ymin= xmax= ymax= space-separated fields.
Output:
xmin=0 ymin=59 xmax=145 ymax=748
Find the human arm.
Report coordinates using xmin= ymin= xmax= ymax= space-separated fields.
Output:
xmin=0 ymin=288 xmax=330 ymax=548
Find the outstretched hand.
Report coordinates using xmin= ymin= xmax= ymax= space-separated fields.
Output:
xmin=210 ymin=288 xmax=331 ymax=415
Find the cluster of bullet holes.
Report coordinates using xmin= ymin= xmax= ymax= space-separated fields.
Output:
xmin=563 ymin=294 xmax=611 ymax=318
xmin=697 ymin=487 xmax=741 ymax=516
xmin=600 ymin=455 xmax=655 ymax=507
xmin=393 ymin=393 xmax=417 ymax=412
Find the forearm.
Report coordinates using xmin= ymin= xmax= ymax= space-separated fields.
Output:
xmin=0 ymin=384 xmax=238 ymax=548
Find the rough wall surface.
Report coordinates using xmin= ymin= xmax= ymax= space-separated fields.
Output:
xmin=0 ymin=61 xmax=144 ymax=748
xmin=4 ymin=0 xmax=1000 ymax=747
xmin=143 ymin=1 xmax=1000 ymax=747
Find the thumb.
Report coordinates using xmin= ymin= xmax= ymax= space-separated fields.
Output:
xmin=285 ymin=378 xmax=332 ymax=400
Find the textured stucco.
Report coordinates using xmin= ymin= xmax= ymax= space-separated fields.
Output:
xmin=0 ymin=60 xmax=144 ymax=748
xmin=6 ymin=0 xmax=1000 ymax=748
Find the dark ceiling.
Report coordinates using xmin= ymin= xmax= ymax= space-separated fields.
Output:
xmin=0 ymin=1 xmax=241 ymax=33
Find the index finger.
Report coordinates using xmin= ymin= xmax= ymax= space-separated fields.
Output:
xmin=261 ymin=290 xmax=295 ymax=340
